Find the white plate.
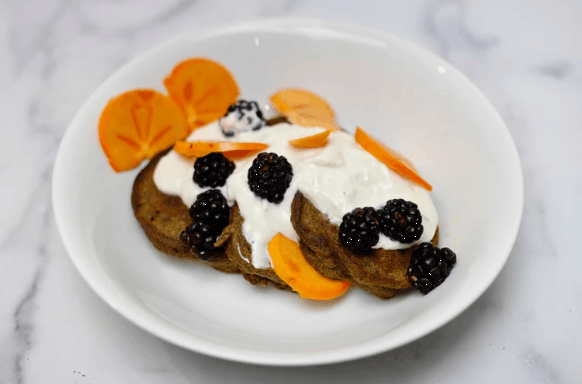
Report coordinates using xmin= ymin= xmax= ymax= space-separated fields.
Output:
xmin=52 ymin=19 xmax=523 ymax=366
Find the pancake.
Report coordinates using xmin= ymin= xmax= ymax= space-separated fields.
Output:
xmin=131 ymin=148 xmax=239 ymax=274
xmin=291 ymin=191 xmax=439 ymax=297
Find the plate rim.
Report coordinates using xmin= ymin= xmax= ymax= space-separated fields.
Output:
xmin=52 ymin=17 xmax=524 ymax=366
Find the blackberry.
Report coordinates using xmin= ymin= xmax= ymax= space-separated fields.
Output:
xmin=180 ymin=222 xmax=223 ymax=261
xmin=407 ymin=242 xmax=457 ymax=294
xmin=247 ymin=152 xmax=293 ymax=204
xmin=378 ymin=199 xmax=423 ymax=243
xmin=181 ymin=189 xmax=230 ymax=261
xmin=219 ymin=100 xmax=266 ymax=137
xmin=188 ymin=189 xmax=230 ymax=229
xmin=339 ymin=207 xmax=380 ymax=254
xmin=193 ymin=152 xmax=235 ymax=188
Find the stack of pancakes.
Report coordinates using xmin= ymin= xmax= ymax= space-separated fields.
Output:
xmin=132 ymin=150 xmax=438 ymax=300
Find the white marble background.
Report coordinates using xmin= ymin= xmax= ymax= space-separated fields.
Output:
xmin=0 ymin=0 xmax=580 ymax=383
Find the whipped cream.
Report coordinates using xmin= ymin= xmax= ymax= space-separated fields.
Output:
xmin=153 ymin=122 xmax=438 ymax=269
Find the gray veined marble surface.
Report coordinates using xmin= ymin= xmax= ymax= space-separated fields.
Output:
xmin=0 ymin=0 xmax=580 ymax=383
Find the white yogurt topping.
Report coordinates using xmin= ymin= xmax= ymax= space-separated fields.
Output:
xmin=153 ymin=121 xmax=438 ymax=269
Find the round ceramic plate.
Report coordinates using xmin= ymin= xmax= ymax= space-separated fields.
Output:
xmin=52 ymin=19 xmax=523 ymax=366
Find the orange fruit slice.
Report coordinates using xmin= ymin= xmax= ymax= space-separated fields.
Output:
xmin=289 ymin=129 xmax=332 ymax=148
xmin=164 ymin=58 xmax=239 ymax=130
xmin=355 ymin=127 xmax=432 ymax=191
xmin=268 ymin=233 xmax=351 ymax=300
xmin=285 ymin=107 xmax=341 ymax=131
xmin=270 ymin=88 xmax=340 ymax=130
xmin=271 ymin=88 xmax=334 ymax=116
xmin=99 ymin=89 xmax=188 ymax=172
xmin=173 ymin=140 xmax=268 ymax=160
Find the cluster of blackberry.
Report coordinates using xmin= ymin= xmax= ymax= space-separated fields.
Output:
xmin=183 ymin=147 xmax=296 ymax=260
xmin=338 ymin=199 xmax=424 ymax=254
xmin=180 ymin=189 xmax=230 ymax=260
xmin=338 ymin=200 xmax=456 ymax=295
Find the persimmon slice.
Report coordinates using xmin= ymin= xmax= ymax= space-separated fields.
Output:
xmin=289 ymin=129 xmax=332 ymax=148
xmin=271 ymin=88 xmax=334 ymax=116
xmin=173 ymin=140 xmax=268 ymax=159
xmin=355 ymin=127 xmax=433 ymax=191
xmin=285 ymin=107 xmax=341 ymax=131
xmin=270 ymin=89 xmax=340 ymax=130
xmin=268 ymin=233 xmax=351 ymax=300
xmin=99 ymin=89 xmax=188 ymax=172
xmin=164 ymin=58 xmax=239 ymax=130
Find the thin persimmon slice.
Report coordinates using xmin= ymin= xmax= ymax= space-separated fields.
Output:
xmin=355 ymin=127 xmax=432 ymax=191
xmin=271 ymin=88 xmax=334 ymax=117
xmin=268 ymin=233 xmax=351 ymax=301
xmin=99 ymin=89 xmax=188 ymax=172
xmin=270 ymin=88 xmax=340 ymax=130
xmin=164 ymin=58 xmax=239 ymax=131
xmin=173 ymin=140 xmax=268 ymax=159
xmin=285 ymin=107 xmax=341 ymax=131
xmin=289 ymin=129 xmax=332 ymax=148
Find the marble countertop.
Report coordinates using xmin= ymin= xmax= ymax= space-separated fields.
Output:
xmin=1 ymin=0 xmax=580 ymax=383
